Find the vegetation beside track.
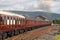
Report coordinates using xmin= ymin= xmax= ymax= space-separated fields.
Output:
xmin=53 ymin=18 xmax=60 ymax=24
xmin=54 ymin=34 xmax=60 ymax=40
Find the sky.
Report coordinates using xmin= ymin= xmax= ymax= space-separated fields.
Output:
xmin=0 ymin=0 xmax=60 ymax=13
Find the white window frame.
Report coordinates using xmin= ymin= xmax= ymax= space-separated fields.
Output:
xmin=10 ymin=20 xmax=12 ymax=25
xmin=13 ymin=20 xmax=15 ymax=24
xmin=7 ymin=19 xmax=9 ymax=25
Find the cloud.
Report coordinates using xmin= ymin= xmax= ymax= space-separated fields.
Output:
xmin=0 ymin=0 xmax=60 ymax=13
xmin=37 ymin=0 xmax=60 ymax=13
xmin=0 ymin=0 xmax=40 ymax=11
xmin=51 ymin=2 xmax=60 ymax=13
xmin=37 ymin=0 xmax=56 ymax=12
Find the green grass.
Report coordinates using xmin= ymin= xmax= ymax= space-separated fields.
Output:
xmin=54 ymin=34 xmax=60 ymax=40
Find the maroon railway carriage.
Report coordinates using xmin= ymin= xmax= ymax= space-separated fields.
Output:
xmin=0 ymin=11 xmax=51 ymax=40
xmin=0 ymin=11 xmax=26 ymax=40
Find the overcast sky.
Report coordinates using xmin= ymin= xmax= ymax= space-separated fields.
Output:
xmin=0 ymin=0 xmax=60 ymax=13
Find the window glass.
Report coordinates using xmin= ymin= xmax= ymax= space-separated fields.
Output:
xmin=11 ymin=17 xmax=12 ymax=19
xmin=0 ymin=16 xmax=2 ymax=21
xmin=7 ymin=17 xmax=9 ymax=19
xmin=4 ymin=16 xmax=7 ymax=25
xmin=18 ymin=18 xmax=20 ymax=24
xmin=21 ymin=19 xmax=24 ymax=24
xmin=7 ymin=16 xmax=10 ymax=25
xmin=0 ymin=16 xmax=2 ymax=25
xmin=13 ymin=20 xmax=15 ymax=24
xmin=4 ymin=16 xmax=5 ymax=19
xmin=17 ymin=18 xmax=19 ymax=24
xmin=15 ymin=18 xmax=17 ymax=24
xmin=20 ymin=19 xmax=23 ymax=24
xmin=7 ymin=19 xmax=9 ymax=25
xmin=4 ymin=20 xmax=6 ymax=25
xmin=9 ymin=17 xmax=12 ymax=25
xmin=10 ymin=20 xmax=12 ymax=25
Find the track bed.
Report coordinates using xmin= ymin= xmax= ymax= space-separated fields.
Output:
xmin=5 ymin=24 xmax=60 ymax=40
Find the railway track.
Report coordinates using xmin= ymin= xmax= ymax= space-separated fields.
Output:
xmin=5 ymin=25 xmax=60 ymax=40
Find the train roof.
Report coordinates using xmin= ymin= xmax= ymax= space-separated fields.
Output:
xmin=0 ymin=11 xmax=25 ymax=18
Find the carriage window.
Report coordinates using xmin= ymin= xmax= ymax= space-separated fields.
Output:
xmin=4 ymin=20 xmax=6 ymax=25
xmin=7 ymin=17 xmax=9 ymax=19
xmin=23 ymin=19 xmax=25 ymax=24
xmin=18 ymin=18 xmax=20 ymax=24
xmin=4 ymin=16 xmax=6 ymax=25
xmin=13 ymin=18 xmax=15 ymax=24
xmin=18 ymin=19 xmax=20 ymax=24
xmin=0 ymin=16 xmax=2 ymax=25
xmin=21 ymin=19 xmax=24 ymax=24
xmin=7 ymin=19 xmax=9 ymax=25
xmin=10 ymin=17 xmax=13 ymax=25
xmin=4 ymin=16 xmax=6 ymax=19
xmin=20 ymin=19 xmax=22 ymax=24
xmin=11 ymin=17 xmax=12 ymax=19
xmin=17 ymin=18 xmax=19 ymax=24
xmin=10 ymin=20 xmax=12 ymax=25
xmin=15 ymin=18 xmax=17 ymax=24
xmin=18 ymin=19 xmax=19 ymax=24
xmin=13 ymin=20 xmax=15 ymax=24
xmin=0 ymin=16 xmax=2 ymax=21
xmin=7 ymin=16 xmax=9 ymax=25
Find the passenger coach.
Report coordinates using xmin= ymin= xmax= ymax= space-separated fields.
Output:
xmin=0 ymin=11 xmax=26 ymax=40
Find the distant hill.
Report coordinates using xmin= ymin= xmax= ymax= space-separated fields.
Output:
xmin=5 ymin=11 xmax=60 ymax=20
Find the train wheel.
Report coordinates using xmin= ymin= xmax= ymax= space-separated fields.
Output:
xmin=15 ymin=29 xmax=20 ymax=35
xmin=7 ymin=31 xmax=12 ymax=37
xmin=20 ymin=29 xmax=24 ymax=34
xmin=24 ymin=29 xmax=27 ymax=32
xmin=18 ymin=29 xmax=20 ymax=34
xmin=17 ymin=29 xmax=20 ymax=35
xmin=28 ymin=28 xmax=30 ymax=31
xmin=13 ymin=30 xmax=15 ymax=36
xmin=14 ymin=29 xmax=18 ymax=35
xmin=24 ymin=28 xmax=28 ymax=32
xmin=28 ymin=28 xmax=32 ymax=31
xmin=2 ymin=32 xmax=7 ymax=40
xmin=11 ymin=31 xmax=15 ymax=36
xmin=31 ymin=27 xmax=35 ymax=30
xmin=34 ymin=26 xmax=37 ymax=29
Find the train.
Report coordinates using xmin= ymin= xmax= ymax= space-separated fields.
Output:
xmin=0 ymin=11 xmax=51 ymax=40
